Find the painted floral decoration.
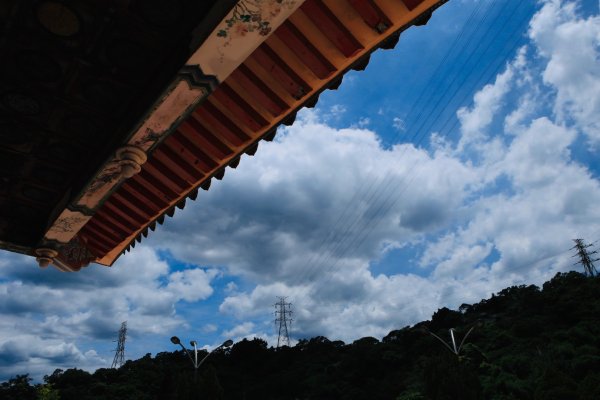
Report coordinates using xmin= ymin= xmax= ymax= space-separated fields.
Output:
xmin=217 ymin=0 xmax=297 ymax=43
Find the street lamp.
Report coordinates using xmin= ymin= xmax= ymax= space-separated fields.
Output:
xmin=170 ymin=336 xmax=233 ymax=371
xmin=426 ymin=327 xmax=475 ymax=356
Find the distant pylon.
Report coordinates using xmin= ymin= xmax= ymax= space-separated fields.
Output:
xmin=111 ymin=321 xmax=127 ymax=368
xmin=274 ymin=297 xmax=292 ymax=348
xmin=572 ymin=239 xmax=599 ymax=277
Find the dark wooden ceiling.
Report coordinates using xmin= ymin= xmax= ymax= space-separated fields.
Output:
xmin=0 ymin=0 xmax=230 ymax=252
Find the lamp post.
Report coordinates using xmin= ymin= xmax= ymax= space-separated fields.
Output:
xmin=170 ymin=336 xmax=233 ymax=380
xmin=426 ymin=327 xmax=475 ymax=356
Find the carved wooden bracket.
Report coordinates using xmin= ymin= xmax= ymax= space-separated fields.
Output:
xmin=35 ymin=247 xmax=58 ymax=268
xmin=116 ymin=145 xmax=147 ymax=179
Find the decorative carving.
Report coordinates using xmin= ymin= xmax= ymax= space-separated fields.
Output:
xmin=62 ymin=146 xmax=146 ymax=214
xmin=131 ymin=130 xmax=162 ymax=149
xmin=217 ymin=0 xmax=298 ymax=39
xmin=35 ymin=247 xmax=58 ymax=268
xmin=85 ymin=162 xmax=122 ymax=199
xmin=56 ymin=235 xmax=96 ymax=270
xmin=115 ymin=145 xmax=147 ymax=178
xmin=44 ymin=209 xmax=92 ymax=243
xmin=216 ymin=0 xmax=299 ymax=61
xmin=128 ymin=80 xmax=210 ymax=152
xmin=48 ymin=213 xmax=88 ymax=235
xmin=178 ymin=65 xmax=218 ymax=92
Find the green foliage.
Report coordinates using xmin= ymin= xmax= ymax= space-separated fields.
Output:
xmin=2 ymin=272 xmax=598 ymax=400
xmin=396 ymin=391 xmax=426 ymax=400
xmin=36 ymin=384 xmax=60 ymax=400
xmin=0 ymin=374 xmax=36 ymax=400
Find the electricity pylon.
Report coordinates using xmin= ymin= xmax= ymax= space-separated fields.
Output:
xmin=274 ymin=297 xmax=292 ymax=348
xmin=572 ymin=239 xmax=599 ymax=277
xmin=111 ymin=321 xmax=127 ymax=368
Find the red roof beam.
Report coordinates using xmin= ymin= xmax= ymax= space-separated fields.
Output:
xmin=110 ymin=192 xmax=154 ymax=222
xmin=80 ymin=230 xmax=113 ymax=255
xmin=165 ymin=132 xmax=219 ymax=173
xmin=275 ymin=21 xmax=336 ymax=80
xmin=145 ymin=156 xmax=193 ymax=191
xmin=301 ymin=0 xmax=364 ymax=57
xmin=83 ymin=219 xmax=123 ymax=246
xmin=194 ymin=102 xmax=251 ymax=148
xmin=210 ymin=84 xmax=269 ymax=132
xmin=250 ymin=44 xmax=313 ymax=100
xmin=348 ymin=0 xmax=393 ymax=33
xmin=151 ymin=147 xmax=205 ymax=185
xmin=92 ymin=208 xmax=138 ymax=236
xmin=121 ymin=179 xmax=170 ymax=212
xmin=229 ymin=65 xmax=290 ymax=117
xmin=101 ymin=201 xmax=148 ymax=229
xmin=403 ymin=0 xmax=427 ymax=11
xmin=177 ymin=120 xmax=233 ymax=162
xmin=129 ymin=169 xmax=179 ymax=204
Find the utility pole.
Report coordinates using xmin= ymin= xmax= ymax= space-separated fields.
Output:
xmin=572 ymin=239 xmax=599 ymax=277
xmin=274 ymin=297 xmax=292 ymax=348
xmin=111 ymin=321 xmax=127 ymax=368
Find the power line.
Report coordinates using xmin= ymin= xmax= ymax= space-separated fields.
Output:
xmin=311 ymin=1 xmax=524 ymax=278
xmin=297 ymin=0 xmax=533 ymax=287
xmin=289 ymin=1 xmax=493 ymax=286
xmin=335 ymin=4 xmax=535 ymax=270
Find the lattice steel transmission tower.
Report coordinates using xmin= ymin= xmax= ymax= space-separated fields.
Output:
xmin=274 ymin=297 xmax=292 ymax=348
xmin=111 ymin=321 xmax=127 ymax=368
xmin=572 ymin=239 xmax=599 ymax=277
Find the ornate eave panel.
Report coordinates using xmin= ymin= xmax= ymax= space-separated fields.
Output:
xmin=13 ymin=0 xmax=448 ymax=271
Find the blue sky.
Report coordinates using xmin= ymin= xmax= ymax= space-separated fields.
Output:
xmin=1 ymin=0 xmax=600 ymax=381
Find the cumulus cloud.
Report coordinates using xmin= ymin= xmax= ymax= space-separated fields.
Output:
xmin=149 ymin=111 xmax=477 ymax=287
xmin=167 ymin=268 xmax=218 ymax=302
xmin=222 ymin=322 xmax=255 ymax=339
xmin=456 ymin=53 xmax=516 ymax=150
xmin=1 ymin=0 xmax=599 ymax=378
xmin=529 ymin=0 xmax=600 ymax=146
xmin=177 ymin=0 xmax=600 ymax=344
xmin=0 ymin=333 xmax=106 ymax=378
xmin=0 ymin=246 xmax=219 ymax=380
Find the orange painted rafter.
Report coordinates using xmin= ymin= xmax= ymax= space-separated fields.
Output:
xmin=80 ymin=0 xmax=447 ymax=267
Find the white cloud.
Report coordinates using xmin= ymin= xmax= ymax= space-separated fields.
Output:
xmin=456 ymin=51 xmax=517 ymax=151
xmin=224 ymin=281 xmax=238 ymax=294
xmin=193 ymin=0 xmax=600 ymax=346
xmin=420 ymin=1 xmax=600 ymax=280
xmin=327 ymin=104 xmax=347 ymax=119
xmin=166 ymin=268 xmax=218 ymax=302
xmin=202 ymin=324 xmax=218 ymax=333
xmin=149 ymin=110 xmax=478 ymax=289
xmin=529 ymin=0 xmax=600 ymax=146
xmin=0 ymin=331 xmax=106 ymax=381
xmin=0 ymin=246 xmax=219 ymax=379
xmin=222 ymin=322 xmax=255 ymax=339
xmin=357 ymin=117 xmax=371 ymax=127
xmin=1 ymin=0 xmax=600 ymax=376
xmin=393 ymin=117 xmax=406 ymax=131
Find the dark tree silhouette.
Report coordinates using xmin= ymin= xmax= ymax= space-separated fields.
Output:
xmin=2 ymin=272 xmax=599 ymax=400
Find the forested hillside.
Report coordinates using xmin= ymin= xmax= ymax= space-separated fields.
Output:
xmin=2 ymin=271 xmax=599 ymax=399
